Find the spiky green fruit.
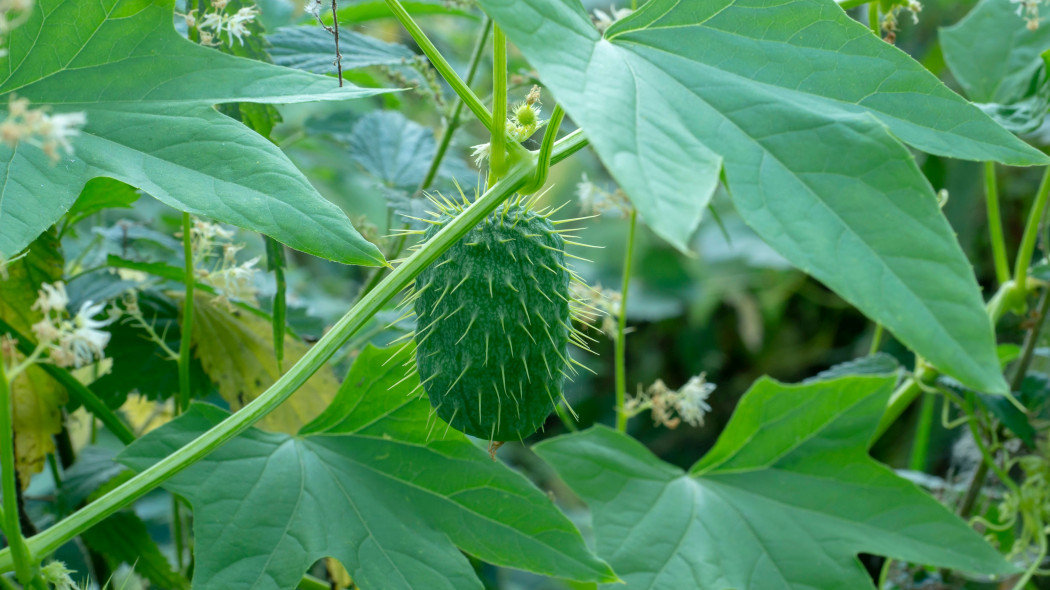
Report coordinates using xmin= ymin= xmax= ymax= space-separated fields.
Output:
xmin=413 ymin=201 xmax=571 ymax=441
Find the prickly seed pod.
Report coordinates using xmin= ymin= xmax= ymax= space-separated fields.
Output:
xmin=513 ymin=101 xmax=539 ymax=129
xmin=396 ymin=191 xmax=598 ymax=442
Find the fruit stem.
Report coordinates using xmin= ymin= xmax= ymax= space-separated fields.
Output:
xmin=522 ymin=104 xmax=564 ymax=194
xmin=615 ymin=209 xmax=638 ymax=432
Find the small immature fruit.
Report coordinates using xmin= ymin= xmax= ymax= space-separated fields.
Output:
xmin=410 ymin=196 xmax=579 ymax=441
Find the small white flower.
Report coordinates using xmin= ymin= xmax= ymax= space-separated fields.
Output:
xmin=305 ymin=0 xmax=324 ymax=18
xmin=64 ymin=300 xmax=113 ymax=368
xmin=198 ymin=11 xmax=223 ymax=31
xmin=226 ymin=6 xmax=259 ymax=45
xmin=470 ymin=142 xmax=491 ymax=167
xmin=37 ymin=111 xmax=86 ymax=156
xmin=675 ymin=375 xmax=714 ymax=427
xmin=32 ymin=281 xmax=69 ymax=314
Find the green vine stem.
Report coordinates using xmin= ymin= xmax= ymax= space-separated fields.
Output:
xmin=1012 ymin=166 xmax=1050 ymax=302
xmin=868 ymin=323 xmax=884 ymax=355
xmin=0 ymin=132 xmax=590 ymax=572
xmin=0 ymin=319 xmax=135 ymax=445
xmin=489 ymin=24 xmax=508 ymax=185
xmin=867 ymin=2 xmax=878 ymax=35
xmin=615 ymin=209 xmax=638 ymax=432
xmin=0 ymin=361 xmax=39 ymax=588
xmin=383 ymin=0 xmax=492 ymax=130
xmin=178 ymin=212 xmax=195 ymax=413
xmin=985 ymin=162 xmax=1011 ymax=287
xmin=908 ymin=391 xmax=935 ymax=472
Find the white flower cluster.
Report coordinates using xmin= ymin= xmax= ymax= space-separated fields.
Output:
xmin=575 ymin=172 xmax=632 ymax=217
xmin=570 ymin=281 xmax=620 ymax=337
xmin=188 ymin=219 xmax=261 ymax=304
xmin=1 ymin=95 xmax=87 ymax=161
xmin=625 ymin=374 xmax=715 ymax=429
xmin=1012 ymin=0 xmax=1047 ymax=29
xmin=185 ymin=0 xmax=259 ymax=46
xmin=29 ymin=281 xmax=114 ymax=369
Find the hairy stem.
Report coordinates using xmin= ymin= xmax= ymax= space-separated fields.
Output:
xmin=615 ymin=210 xmax=638 ymax=432
xmin=178 ymin=212 xmax=195 ymax=413
xmin=383 ymin=0 xmax=492 ymax=129
xmin=331 ymin=0 xmax=343 ymax=87
xmin=985 ymin=162 xmax=1011 ymax=286
xmin=488 ymin=25 xmax=507 ymax=186
xmin=0 ymin=132 xmax=591 ymax=572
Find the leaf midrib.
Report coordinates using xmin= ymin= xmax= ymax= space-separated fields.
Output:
xmin=311 ymin=436 xmax=605 ymax=575
xmin=3 ymin=0 xmax=121 ymax=96
xmin=602 ymin=37 xmax=980 ymax=382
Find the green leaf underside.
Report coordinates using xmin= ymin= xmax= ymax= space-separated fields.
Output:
xmin=118 ymin=345 xmax=614 ymax=590
xmin=347 ymin=111 xmax=475 ymax=191
xmin=269 ymin=26 xmax=415 ymax=74
xmin=478 ymin=0 xmax=1015 ymax=393
xmin=535 ymin=376 xmax=1014 ymax=590
xmin=0 ymin=0 xmax=388 ymax=265
xmin=941 ymin=0 xmax=1050 ymax=104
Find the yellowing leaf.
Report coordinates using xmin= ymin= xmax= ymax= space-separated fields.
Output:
xmin=10 ymin=364 xmax=65 ymax=487
xmin=0 ymin=231 xmax=65 ymax=487
xmin=189 ymin=294 xmax=338 ymax=433
xmin=120 ymin=395 xmax=175 ymax=437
